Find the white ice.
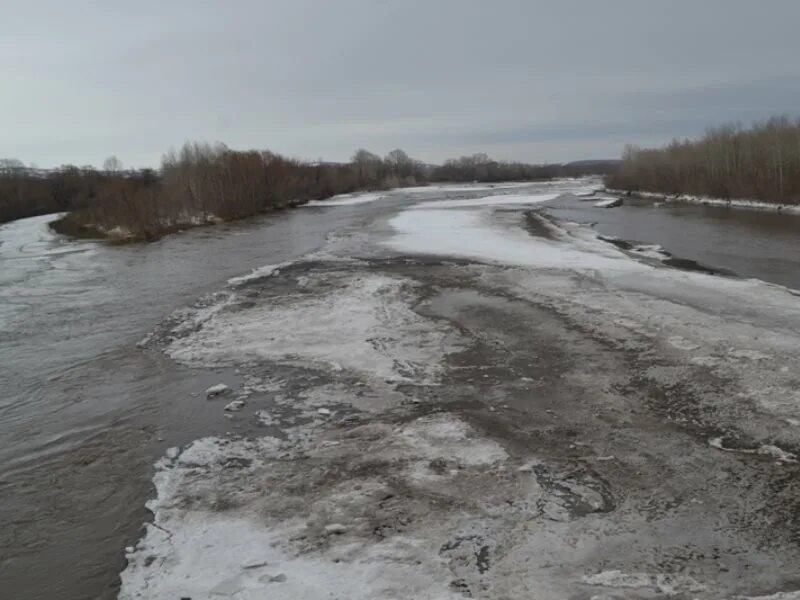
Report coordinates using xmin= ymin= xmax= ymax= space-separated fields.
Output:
xmin=227 ymin=262 xmax=289 ymax=285
xmin=398 ymin=182 xmax=537 ymax=193
xmin=582 ymin=570 xmax=706 ymax=595
xmin=609 ymin=188 xmax=800 ymax=214
xmin=411 ymin=193 xmax=560 ymax=210
xmin=594 ymin=198 xmax=622 ymax=208
xmin=164 ymin=273 xmax=461 ymax=382
xmin=384 ymin=208 xmax=645 ymax=273
xmin=205 ymin=383 xmax=230 ymax=397
xmin=304 ymin=192 xmax=386 ymax=207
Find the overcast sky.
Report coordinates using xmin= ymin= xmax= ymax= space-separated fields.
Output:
xmin=3 ymin=0 xmax=800 ymax=168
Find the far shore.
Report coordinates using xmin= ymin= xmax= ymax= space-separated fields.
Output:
xmin=606 ymin=188 xmax=800 ymax=214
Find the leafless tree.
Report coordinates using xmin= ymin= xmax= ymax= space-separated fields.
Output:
xmin=103 ymin=155 xmax=123 ymax=173
xmin=607 ymin=116 xmax=800 ymax=204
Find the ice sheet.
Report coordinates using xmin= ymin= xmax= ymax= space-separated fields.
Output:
xmin=304 ymin=192 xmax=386 ymax=206
xmin=164 ymin=272 xmax=461 ymax=382
xmin=384 ymin=207 xmax=644 ymax=273
xmin=411 ymin=193 xmax=560 ymax=210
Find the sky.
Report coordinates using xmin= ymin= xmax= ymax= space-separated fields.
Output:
xmin=3 ymin=0 xmax=800 ymax=168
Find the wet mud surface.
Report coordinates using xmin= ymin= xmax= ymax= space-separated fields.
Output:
xmin=124 ymin=248 xmax=800 ymax=599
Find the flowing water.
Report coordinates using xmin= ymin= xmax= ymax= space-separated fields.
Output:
xmin=545 ymin=194 xmax=800 ymax=290
xmin=1 ymin=184 xmax=798 ymax=599
xmin=0 ymin=205 xmax=389 ymax=600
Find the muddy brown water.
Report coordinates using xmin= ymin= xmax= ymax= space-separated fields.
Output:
xmin=0 ymin=203 xmax=397 ymax=600
xmin=1 ymin=184 xmax=799 ymax=599
xmin=544 ymin=194 xmax=800 ymax=290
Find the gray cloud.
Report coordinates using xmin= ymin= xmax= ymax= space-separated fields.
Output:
xmin=2 ymin=0 xmax=800 ymax=167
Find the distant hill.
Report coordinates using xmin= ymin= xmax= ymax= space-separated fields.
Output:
xmin=562 ymin=159 xmax=621 ymax=176
xmin=564 ymin=159 xmax=621 ymax=168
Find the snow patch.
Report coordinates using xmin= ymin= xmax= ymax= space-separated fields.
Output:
xmin=412 ymin=193 xmax=559 ymax=210
xmin=728 ymin=348 xmax=772 ymax=361
xmin=304 ymin=192 xmax=386 ymax=207
xmin=385 ymin=208 xmax=647 ymax=273
xmin=708 ymin=437 xmax=797 ymax=463
xmin=594 ymin=198 xmax=622 ymax=208
xmin=163 ymin=272 xmax=461 ymax=383
xmin=667 ymin=336 xmax=700 ymax=351
xmin=227 ymin=263 xmax=290 ymax=285
xmin=399 ymin=182 xmax=538 ymax=194
xmin=400 ymin=414 xmax=508 ymax=467
xmin=206 ymin=383 xmax=231 ymax=398
xmin=582 ymin=570 xmax=706 ymax=595
xmin=119 ymin=414 xmax=507 ymax=600
xmin=608 ymin=188 xmax=800 ymax=214
xmin=630 ymin=243 xmax=670 ymax=260
xmin=730 ymin=590 xmax=800 ymax=600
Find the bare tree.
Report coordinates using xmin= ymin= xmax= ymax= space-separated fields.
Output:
xmin=0 ymin=158 xmax=25 ymax=173
xmin=103 ymin=155 xmax=123 ymax=173
xmin=607 ymin=115 xmax=800 ymax=204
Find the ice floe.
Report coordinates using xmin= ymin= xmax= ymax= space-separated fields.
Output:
xmin=607 ymin=188 xmax=800 ymax=214
xmin=163 ymin=272 xmax=462 ymax=383
xmin=384 ymin=207 xmax=646 ymax=273
xmin=593 ymin=198 xmax=622 ymax=208
xmin=398 ymin=182 xmax=538 ymax=194
xmin=582 ymin=570 xmax=706 ymax=595
xmin=304 ymin=192 xmax=386 ymax=207
xmin=206 ymin=383 xmax=231 ymax=398
xmin=118 ymin=414 xmax=507 ymax=600
xmin=708 ymin=437 xmax=797 ymax=463
xmin=411 ymin=193 xmax=560 ymax=210
xmin=227 ymin=262 xmax=288 ymax=285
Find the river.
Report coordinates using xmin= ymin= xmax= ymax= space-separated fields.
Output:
xmin=0 ymin=203 xmax=394 ymax=599
xmin=545 ymin=193 xmax=800 ymax=290
xmin=1 ymin=180 xmax=799 ymax=599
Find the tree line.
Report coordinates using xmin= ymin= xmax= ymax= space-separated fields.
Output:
xmin=1 ymin=144 xmax=614 ymax=240
xmin=0 ymin=158 xmax=158 ymax=225
xmin=606 ymin=116 xmax=800 ymax=204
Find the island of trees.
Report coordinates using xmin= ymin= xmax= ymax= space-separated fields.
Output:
xmin=0 ymin=145 xmax=613 ymax=241
xmin=607 ymin=116 xmax=800 ymax=205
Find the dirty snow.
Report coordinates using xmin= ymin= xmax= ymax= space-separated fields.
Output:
xmin=708 ymin=437 xmax=797 ymax=463
xmin=730 ymin=591 xmax=800 ymax=600
xmin=608 ymin=188 xmax=800 ymax=214
xmin=118 ymin=415 xmax=508 ymax=600
xmin=163 ymin=272 xmax=461 ymax=382
xmin=582 ymin=570 xmax=706 ymax=595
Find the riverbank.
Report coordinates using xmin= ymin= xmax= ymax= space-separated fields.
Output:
xmin=47 ymin=181 xmax=556 ymax=243
xmin=48 ymin=199 xmax=309 ymax=243
xmin=119 ymin=182 xmax=800 ymax=599
xmin=606 ymin=188 xmax=800 ymax=214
